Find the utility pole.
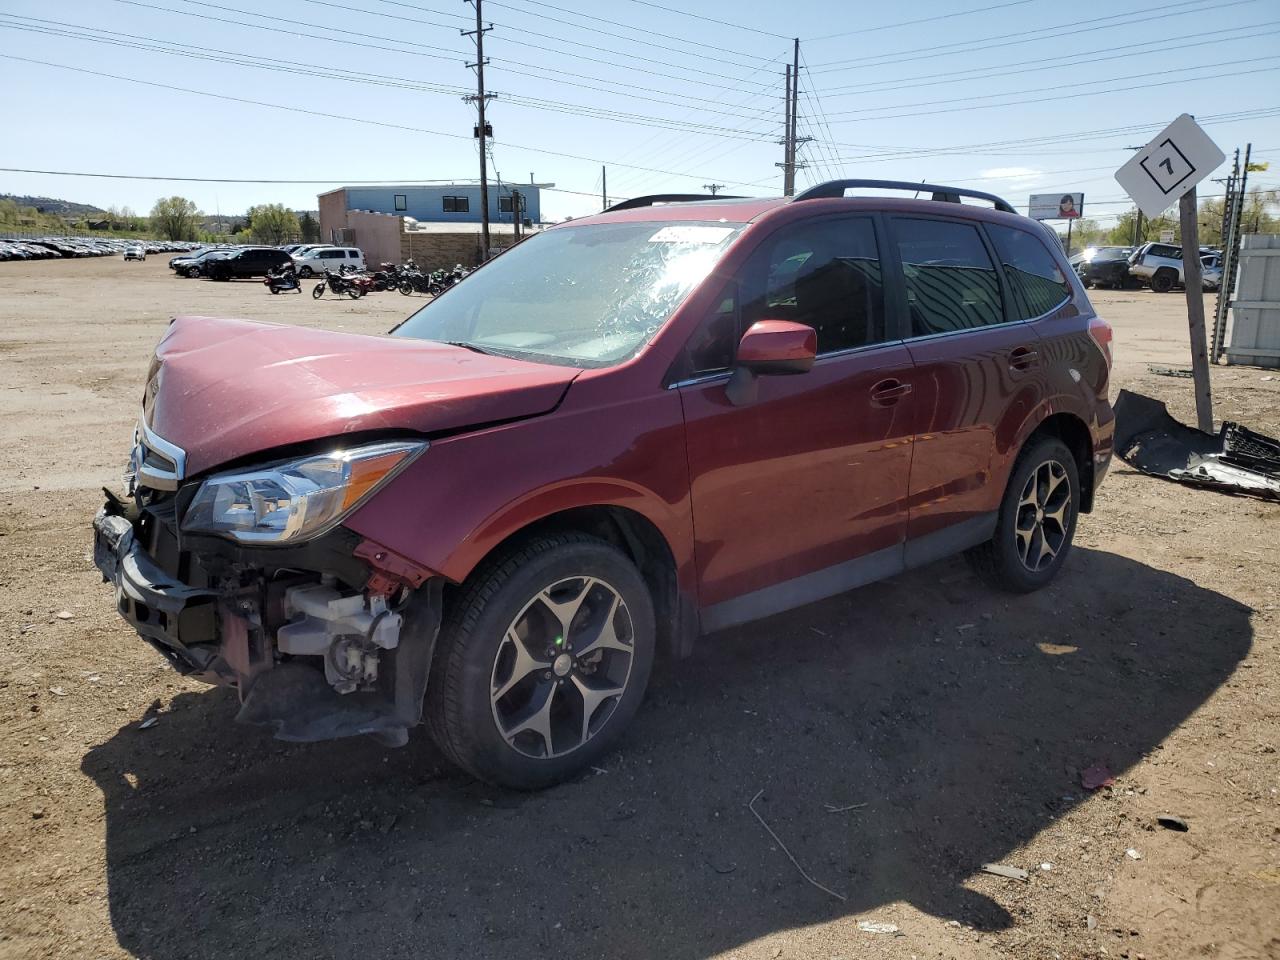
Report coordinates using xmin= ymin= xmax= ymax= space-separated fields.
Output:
xmin=779 ymin=63 xmax=793 ymax=195
xmin=462 ymin=0 xmax=493 ymax=260
xmin=702 ymin=183 xmax=725 ymax=196
xmin=511 ymin=189 xmax=522 ymax=241
xmin=601 ymin=164 xmax=607 ymax=211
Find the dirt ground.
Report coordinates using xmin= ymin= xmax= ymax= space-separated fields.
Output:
xmin=0 ymin=255 xmax=1277 ymax=960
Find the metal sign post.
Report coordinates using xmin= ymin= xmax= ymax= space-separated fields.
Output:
xmin=1115 ymin=114 xmax=1226 ymax=433
xmin=1177 ymin=186 xmax=1213 ymax=432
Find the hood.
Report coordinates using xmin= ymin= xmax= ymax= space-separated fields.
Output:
xmin=146 ymin=316 xmax=580 ymax=475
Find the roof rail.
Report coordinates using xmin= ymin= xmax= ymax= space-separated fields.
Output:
xmin=605 ymin=193 xmax=747 ymax=212
xmin=792 ymin=179 xmax=1016 ymax=214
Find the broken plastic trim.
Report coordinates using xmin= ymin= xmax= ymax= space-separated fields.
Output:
xmin=1113 ymin=390 xmax=1280 ymax=501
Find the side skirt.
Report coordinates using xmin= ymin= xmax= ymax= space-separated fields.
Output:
xmin=699 ymin=512 xmax=997 ymax=634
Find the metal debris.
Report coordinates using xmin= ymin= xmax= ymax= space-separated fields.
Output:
xmin=139 ymin=717 xmax=158 ymax=730
xmin=1147 ymin=365 xmax=1193 ymax=378
xmin=856 ymin=920 xmax=900 ymax=934
xmin=981 ymin=863 xmax=1030 ymax=882
xmin=1114 ymin=389 xmax=1280 ymax=500
xmin=1156 ymin=815 xmax=1190 ymax=832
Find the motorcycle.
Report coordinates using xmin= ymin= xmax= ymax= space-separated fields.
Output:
xmin=264 ymin=267 xmax=300 ymax=294
xmin=313 ymin=268 xmax=362 ymax=299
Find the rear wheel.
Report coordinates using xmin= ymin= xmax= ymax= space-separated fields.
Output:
xmin=427 ymin=534 xmax=655 ymax=789
xmin=1151 ymin=269 xmax=1177 ymax=293
xmin=298 ymin=266 xmax=313 ymax=279
xmin=398 ymin=280 xmax=413 ymax=295
xmin=346 ymin=286 xmax=362 ymax=299
xmin=967 ymin=435 xmax=1079 ymax=593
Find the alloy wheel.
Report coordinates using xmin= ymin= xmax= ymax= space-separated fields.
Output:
xmin=490 ymin=576 xmax=634 ymax=760
xmin=1014 ymin=459 xmax=1071 ymax=572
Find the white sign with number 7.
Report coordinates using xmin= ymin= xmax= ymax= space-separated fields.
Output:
xmin=1114 ymin=114 xmax=1226 ymax=220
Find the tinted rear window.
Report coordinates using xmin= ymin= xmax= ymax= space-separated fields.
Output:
xmin=987 ymin=223 xmax=1071 ymax=319
xmin=893 ymin=218 xmax=1002 ymax=335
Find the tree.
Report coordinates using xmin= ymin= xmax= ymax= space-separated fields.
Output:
xmin=247 ymin=203 xmax=300 ymax=244
xmin=298 ymin=211 xmax=321 ymax=243
xmin=150 ymin=196 xmax=200 ymax=240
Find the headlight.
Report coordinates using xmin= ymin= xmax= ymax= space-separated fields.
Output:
xmin=182 ymin=440 xmax=425 ymax=544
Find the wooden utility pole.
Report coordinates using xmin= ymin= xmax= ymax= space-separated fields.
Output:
xmin=601 ymin=164 xmax=607 ymax=211
xmin=463 ymin=0 xmax=493 ymax=260
xmin=780 ymin=63 xmax=794 ymax=196
xmin=1178 ymin=185 xmax=1214 ymax=432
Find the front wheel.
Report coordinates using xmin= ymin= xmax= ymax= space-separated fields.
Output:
xmin=187 ymin=266 xmax=200 ymax=279
xmin=398 ymin=280 xmax=413 ymax=295
xmin=427 ymin=534 xmax=656 ymax=789
xmin=312 ymin=283 xmax=325 ymax=299
xmin=967 ymin=435 xmax=1079 ymax=593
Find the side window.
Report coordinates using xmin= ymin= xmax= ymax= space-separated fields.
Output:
xmin=394 ymin=194 xmax=407 ymax=211
xmin=893 ymin=218 xmax=1002 ymax=335
xmin=741 ymin=217 xmax=887 ymax=354
xmin=987 ymin=223 xmax=1071 ymax=319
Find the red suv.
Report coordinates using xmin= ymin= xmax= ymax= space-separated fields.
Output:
xmin=93 ymin=180 xmax=1114 ymax=788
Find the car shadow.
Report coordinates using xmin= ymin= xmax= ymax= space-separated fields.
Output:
xmin=82 ymin=548 xmax=1251 ymax=959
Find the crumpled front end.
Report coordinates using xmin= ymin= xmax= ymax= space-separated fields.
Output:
xmin=93 ymin=427 xmax=443 ymax=747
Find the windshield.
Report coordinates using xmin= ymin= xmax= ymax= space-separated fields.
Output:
xmin=392 ymin=220 xmax=745 ymax=366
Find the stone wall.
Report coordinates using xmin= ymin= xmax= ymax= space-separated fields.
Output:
xmin=399 ymin=231 xmax=517 ymax=270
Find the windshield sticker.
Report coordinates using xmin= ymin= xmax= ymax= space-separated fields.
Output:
xmin=648 ymin=225 xmax=736 ymax=244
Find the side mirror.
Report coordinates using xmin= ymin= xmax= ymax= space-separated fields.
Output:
xmin=726 ymin=320 xmax=816 ymax=406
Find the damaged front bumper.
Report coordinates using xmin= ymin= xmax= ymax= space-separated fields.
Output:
xmin=92 ymin=501 xmax=442 ymax=747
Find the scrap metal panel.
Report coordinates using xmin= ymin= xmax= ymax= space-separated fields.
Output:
xmin=1226 ymin=233 xmax=1280 ymax=368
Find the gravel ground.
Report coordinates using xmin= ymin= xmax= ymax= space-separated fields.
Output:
xmin=0 ymin=255 xmax=1277 ymax=960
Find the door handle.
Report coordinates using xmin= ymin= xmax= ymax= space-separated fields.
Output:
xmin=870 ymin=378 xmax=913 ymax=406
xmin=1009 ymin=346 xmax=1040 ymax=371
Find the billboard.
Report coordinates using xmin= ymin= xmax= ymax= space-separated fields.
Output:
xmin=1029 ymin=193 xmax=1084 ymax=220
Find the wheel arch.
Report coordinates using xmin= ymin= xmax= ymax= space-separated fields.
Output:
xmin=444 ymin=503 xmax=695 ymax=661
xmin=1025 ymin=411 xmax=1096 ymax=513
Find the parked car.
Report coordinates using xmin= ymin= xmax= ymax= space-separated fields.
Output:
xmin=1074 ymin=246 xmax=1134 ymax=289
xmin=93 ymin=179 xmax=1114 ymax=789
xmin=292 ymin=246 xmax=364 ymax=277
xmin=1200 ymin=253 xmax=1223 ymax=291
xmin=205 ymin=247 xmax=294 ymax=281
xmin=1127 ymin=241 xmax=1217 ymax=293
xmin=174 ymin=249 xmax=235 ymax=278
xmin=123 ymin=244 xmax=146 ymax=262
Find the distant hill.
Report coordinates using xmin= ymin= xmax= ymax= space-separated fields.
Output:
xmin=0 ymin=193 xmax=105 ymax=216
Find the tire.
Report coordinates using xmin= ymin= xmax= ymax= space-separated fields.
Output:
xmin=426 ymin=534 xmax=656 ymax=789
xmin=966 ymin=435 xmax=1080 ymax=593
xmin=398 ymin=280 xmax=413 ymax=295
xmin=270 ymin=286 xmax=279 ymax=294
xmin=298 ymin=266 xmax=313 ymax=279
xmin=346 ymin=286 xmax=362 ymax=299
xmin=1151 ymin=269 xmax=1176 ymax=293
xmin=187 ymin=266 xmax=200 ymax=279
xmin=312 ymin=283 xmax=325 ymax=299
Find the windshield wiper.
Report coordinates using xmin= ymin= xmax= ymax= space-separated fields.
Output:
xmin=441 ymin=340 xmax=496 ymax=356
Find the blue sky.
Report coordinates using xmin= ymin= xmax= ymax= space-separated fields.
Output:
xmin=2 ymin=0 xmax=1278 ymax=224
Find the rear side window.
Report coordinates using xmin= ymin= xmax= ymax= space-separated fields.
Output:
xmin=987 ymin=223 xmax=1071 ymax=319
xmin=893 ymin=218 xmax=1002 ymax=335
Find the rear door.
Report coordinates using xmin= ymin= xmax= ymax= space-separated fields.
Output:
xmin=678 ymin=214 xmax=917 ymax=627
xmin=888 ymin=215 xmax=1048 ymax=558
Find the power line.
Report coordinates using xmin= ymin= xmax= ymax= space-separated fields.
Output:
xmin=808 ymin=0 xmax=1250 ymax=71
xmin=805 ymin=0 xmax=1037 ymax=42
xmin=821 ymin=55 xmax=1280 ymax=121
xmin=0 ymin=54 xmax=772 ymax=190
xmin=32 ymin=8 xmax=778 ymax=124
xmin=616 ymin=0 xmax=788 ymax=39
xmin=820 ymin=19 xmax=1280 ymax=96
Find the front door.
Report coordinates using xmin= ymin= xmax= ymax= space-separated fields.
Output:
xmin=677 ymin=215 xmax=917 ymax=630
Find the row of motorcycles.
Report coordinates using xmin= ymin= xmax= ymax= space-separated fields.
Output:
xmin=263 ymin=259 xmax=470 ymax=299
